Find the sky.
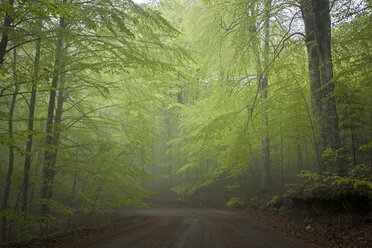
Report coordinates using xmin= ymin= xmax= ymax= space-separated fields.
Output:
xmin=133 ymin=0 xmax=149 ymax=3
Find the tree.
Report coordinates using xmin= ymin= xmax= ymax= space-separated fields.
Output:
xmin=22 ymin=26 xmax=41 ymax=216
xmin=1 ymin=48 xmax=18 ymax=243
xmin=0 ymin=0 xmax=14 ymax=65
xmin=300 ymin=0 xmax=343 ymax=174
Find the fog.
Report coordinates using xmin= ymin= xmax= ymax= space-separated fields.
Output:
xmin=0 ymin=0 xmax=371 ymax=247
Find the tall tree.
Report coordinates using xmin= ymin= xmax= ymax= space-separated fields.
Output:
xmin=0 ymin=0 xmax=14 ymax=65
xmin=40 ymin=13 xmax=65 ymax=235
xmin=300 ymin=0 xmax=343 ymax=174
xmin=300 ymin=1 xmax=324 ymax=172
xmin=21 ymin=31 xmax=41 ymax=215
xmin=258 ymin=0 xmax=272 ymax=191
xmin=1 ymin=48 xmax=18 ymax=243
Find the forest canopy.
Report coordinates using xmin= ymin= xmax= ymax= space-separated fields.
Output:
xmin=0 ymin=0 xmax=371 ymax=244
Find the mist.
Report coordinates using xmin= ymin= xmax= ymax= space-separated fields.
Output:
xmin=0 ymin=0 xmax=371 ymax=247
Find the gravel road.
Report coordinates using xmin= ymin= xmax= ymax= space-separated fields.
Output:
xmin=84 ymin=208 xmax=313 ymax=248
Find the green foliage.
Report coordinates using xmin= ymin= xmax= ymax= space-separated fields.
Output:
xmin=0 ymin=0 xmax=372 ymax=242
xmin=37 ymin=198 xmax=75 ymax=215
xmin=266 ymin=170 xmax=372 ymax=214
xmin=348 ymin=164 xmax=372 ymax=179
xmin=226 ymin=197 xmax=247 ymax=209
xmin=266 ymin=195 xmax=281 ymax=211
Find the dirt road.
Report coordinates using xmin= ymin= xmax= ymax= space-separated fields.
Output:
xmin=82 ymin=208 xmax=314 ymax=248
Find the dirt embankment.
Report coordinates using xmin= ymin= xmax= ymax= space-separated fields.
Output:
xmin=233 ymin=208 xmax=372 ymax=248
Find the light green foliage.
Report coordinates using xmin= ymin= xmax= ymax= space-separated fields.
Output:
xmin=160 ymin=0 xmax=372 ymax=208
xmin=0 ymin=0 xmax=371 ymax=242
xmin=0 ymin=0 xmax=186 ymax=241
xmin=267 ymin=168 xmax=372 ymax=212
xmin=226 ymin=197 xmax=248 ymax=209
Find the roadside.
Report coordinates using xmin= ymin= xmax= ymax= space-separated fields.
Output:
xmin=231 ymin=208 xmax=372 ymax=248
xmin=3 ymin=206 xmax=371 ymax=248
xmin=3 ymin=214 xmax=155 ymax=248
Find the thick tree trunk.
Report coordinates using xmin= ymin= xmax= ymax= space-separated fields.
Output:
xmin=301 ymin=0 xmax=343 ymax=174
xmin=1 ymin=49 xmax=18 ymax=243
xmin=312 ymin=0 xmax=343 ymax=174
xmin=22 ymin=36 xmax=41 ymax=215
xmin=40 ymin=16 xmax=65 ymax=235
xmin=0 ymin=0 xmax=14 ymax=65
xmin=300 ymin=1 xmax=324 ymax=172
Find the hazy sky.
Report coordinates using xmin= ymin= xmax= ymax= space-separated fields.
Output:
xmin=133 ymin=0 xmax=148 ymax=3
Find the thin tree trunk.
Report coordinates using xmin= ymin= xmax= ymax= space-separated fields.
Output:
xmin=22 ymin=36 xmax=41 ymax=215
xmin=46 ymin=66 xmax=66 ymax=200
xmin=350 ymin=128 xmax=357 ymax=166
xmin=0 ymin=0 xmax=14 ymax=65
xmin=1 ymin=48 xmax=18 ymax=243
xmin=259 ymin=0 xmax=272 ymax=191
xmin=71 ymin=172 xmax=77 ymax=205
xmin=40 ymin=15 xmax=65 ymax=235
xmin=165 ymin=114 xmax=172 ymax=185
xmin=296 ymin=107 xmax=304 ymax=172
xmin=279 ymin=108 xmax=284 ymax=189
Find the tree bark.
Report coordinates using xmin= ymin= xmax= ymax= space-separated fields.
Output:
xmin=259 ymin=0 xmax=272 ymax=191
xmin=1 ymin=49 xmax=18 ymax=243
xmin=300 ymin=0 xmax=343 ymax=174
xmin=312 ymin=0 xmax=343 ymax=174
xmin=0 ymin=0 xmax=15 ymax=65
xmin=300 ymin=1 xmax=324 ymax=172
xmin=47 ymin=65 xmax=66 ymax=198
xmin=22 ymin=36 xmax=41 ymax=215
xmin=40 ymin=15 xmax=65 ymax=235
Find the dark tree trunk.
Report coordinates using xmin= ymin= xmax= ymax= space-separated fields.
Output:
xmin=350 ymin=129 xmax=357 ymax=166
xmin=1 ymin=49 xmax=18 ymax=243
xmin=0 ymin=0 xmax=14 ymax=65
xmin=300 ymin=1 xmax=324 ymax=172
xmin=312 ymin=0 xmax=343 ymax=174
xmin=301 ymin=0 xmax=343 ymax=174
xmin=46 ymin=67 xmax=66 ymax=198
xmin=22 ymin=36 xmax=41 ymax=215
xmin=40 ymin=16 xmax=65 ymax=235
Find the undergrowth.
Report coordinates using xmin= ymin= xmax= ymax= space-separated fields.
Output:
xmin=266 ymin=164 xmax=372 ymax=215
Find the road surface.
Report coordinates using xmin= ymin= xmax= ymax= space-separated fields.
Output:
xmin=80 ymin=208 xmax=313 ymax=248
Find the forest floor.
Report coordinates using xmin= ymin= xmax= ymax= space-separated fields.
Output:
xmin=233 ymin=208 xmax=371 ymax=248
xmin=3 ymin=207 xmax=371 ymax=248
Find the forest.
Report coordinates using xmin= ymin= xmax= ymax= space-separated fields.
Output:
xmin=0 ymin=0 xmax=371 ymax=247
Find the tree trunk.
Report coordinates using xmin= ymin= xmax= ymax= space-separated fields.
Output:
xmin=279 ymin=108 xmax=284 ymax=189
xmin=0 ymin=0 xmax=14 ymax=65
xmin=351 ymin=128 xmax=357 ymax=166
xmin=259 ymin=0 xmax=272 ymax=191
xmin=47 ymin=66 xmax=66 ymax=197
xmin=40 ymin=65 xmax=66 ymax=235
xmin=40 ymin=15 xmax=65 ymax=235
xmin=1 ymin=49 xmax=18 ymax=243
xmin=300 ymin=1 xmax=324 ymax=172
xmin=301 ymin=0 xmax=342 ymax=174
xmin=22 ymin=36 xmax=41 ymax=215
xmin=312 ymin=0 xmax=343 ymax=174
